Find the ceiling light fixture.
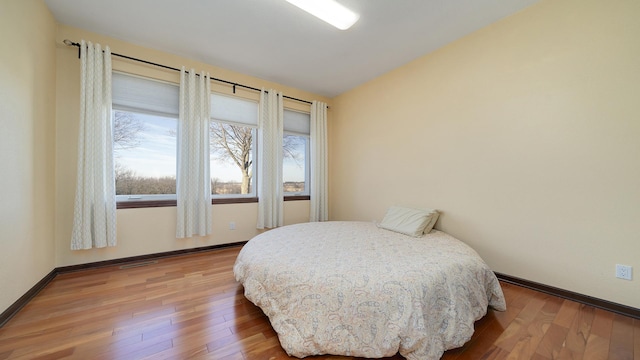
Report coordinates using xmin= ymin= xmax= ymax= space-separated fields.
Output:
xmin=285 ymin=0 xmax=360 ymax=30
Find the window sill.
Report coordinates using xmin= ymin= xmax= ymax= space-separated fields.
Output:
xmin=116 ymin=195 xmax=309 ymax=209
xmin=117 ymin=199 xmax=177 ymax=209
xmin=284 ymin=195 xmax=310 ymax=201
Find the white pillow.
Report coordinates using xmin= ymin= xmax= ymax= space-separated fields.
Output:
xmin=378 ymin=206 xmax=439 ymax=237
xmin=423 ymin=209 xmax=439 ymax=234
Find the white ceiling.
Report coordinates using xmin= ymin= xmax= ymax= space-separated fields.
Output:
xmin=44 ymin=0 xmax=538 ymax=98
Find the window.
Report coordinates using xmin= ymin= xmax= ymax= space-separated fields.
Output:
xmin=112 ymin=72 xmax=309 ymax=206
xmin=210 ymin=93 xmax=258 ymax=197
xmin=283 ymin=110 xmax=310 ymax=196
xmin=112 ymin=72 xmax=179 ymax=202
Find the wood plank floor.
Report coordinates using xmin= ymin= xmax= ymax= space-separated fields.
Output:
xmin=0 ymin=246 xmax=638 ymax=359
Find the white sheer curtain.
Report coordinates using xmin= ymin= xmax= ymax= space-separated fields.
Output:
xmin=310 ymin=101 xmax=329 ymax=222
xmin=257 ymin=89 xmax=284 ymax=229
xmin=71 ymin=40 xmax=117 ymax=250
xmin=176 ymin=67 xmax=212 ymax=238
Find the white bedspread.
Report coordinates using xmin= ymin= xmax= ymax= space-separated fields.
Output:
xmin=233 ymin=221 xmax=506 ymax=359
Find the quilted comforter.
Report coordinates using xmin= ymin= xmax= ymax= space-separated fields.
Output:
xmin=233 ymin=221 xmax=506 ymax=359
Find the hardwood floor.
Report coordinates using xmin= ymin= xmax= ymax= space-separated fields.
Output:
xmin=0 ymin=246 xmax=637 ymax=359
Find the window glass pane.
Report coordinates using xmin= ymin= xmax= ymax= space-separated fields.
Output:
xmin=210 ymin=122 xmax=255 ymax=196
xmin=114 ymin=110 xmax=177 ymax=195
xmin=283 ymin=134 xmax=307 ymax=194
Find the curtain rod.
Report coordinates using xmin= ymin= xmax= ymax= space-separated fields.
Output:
xmin=63 ymin=39 xmax=321 ymax=107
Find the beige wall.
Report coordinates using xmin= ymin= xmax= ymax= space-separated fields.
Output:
xmin=0 ymin=1 xmax=57 ymax=311
xmin=331 ymin=0 xmax=640 ymax=308
xmin=54 ymin=25 xmax=328 ymax=267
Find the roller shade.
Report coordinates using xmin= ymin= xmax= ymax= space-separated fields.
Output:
xmin=112 ymin=72 xmax=179 ymax=117
xmin=284 ymin=109 xmax=310 ymax=135
xmin=211 ymin=93 xmax=258 ymax=126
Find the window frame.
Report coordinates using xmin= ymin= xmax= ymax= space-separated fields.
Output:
xmin=282 ymin=109 xmax=311 ymax=197
xmin=113 ymin=107 xmax=179 ymax=205
xmin=209 ymin=91 xmax=259 ymax=199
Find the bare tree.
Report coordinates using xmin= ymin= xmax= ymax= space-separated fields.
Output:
xmin=283 ymin=134 xmax=304 ymax=167
xmin=113 ymin=111 xmax=145 ymax=150
xmin=210 ymin=123 xmax=253 ymax=194
xmin=210 ymin=123 xmax=306 ymax=194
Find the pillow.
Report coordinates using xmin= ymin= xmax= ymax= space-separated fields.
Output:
xmin=378 ymin=206 xmax=439 ymax=237
xmin=423 ymin=209 xmax=439 ymax=234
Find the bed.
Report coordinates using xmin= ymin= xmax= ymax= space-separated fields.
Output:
xmin=233 ymin=221 xmax=506 ymax=359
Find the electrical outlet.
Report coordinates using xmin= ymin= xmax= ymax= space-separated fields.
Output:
xmin=615 ymin=264 xmax=632 ymax=280
xmin=229 ymin=222 xmax=236 ymax=230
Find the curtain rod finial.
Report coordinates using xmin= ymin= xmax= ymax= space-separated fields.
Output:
xmin=63 ymin=39 xmax=79 ymax=47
